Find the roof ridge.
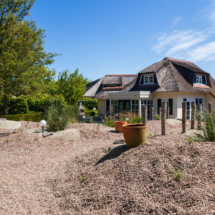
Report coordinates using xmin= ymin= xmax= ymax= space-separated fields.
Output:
xmin=163 ymin=57 xmax=194 ymax=64
xmin=105 ymin=74 xmax=137 ymax=76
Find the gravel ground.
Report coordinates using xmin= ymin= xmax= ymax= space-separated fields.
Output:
xmin=0 ymin=120 xmax=214 ymax=214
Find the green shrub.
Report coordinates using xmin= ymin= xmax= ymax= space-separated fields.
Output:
xmin=0 ymin=113 xmax=44 ymax=122
xmin=82 ymin=97 xmax=97 ymax=110
xmin=131 ymin=116 xmax=142 ymax=123
xmin=27 ymin=95 xmax=67 ymax=113
xmin=155 ymin=114 xmax=160 ymax=120
xmin=104 ymin=120 xmax=115 ymax=127
xmin=85 ymin=110 xmax=98 ymax=117
xmin=45 ymin=105 xmax=79 ymax=132
xmin=0 ymin=97 xmax=29 ymax=114
xmin=194 ymin=111 xmax=215 ymax=142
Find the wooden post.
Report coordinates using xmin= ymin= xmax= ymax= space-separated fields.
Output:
xmin=191 ymin=103 xmax=196 ymax=129
xmin=198 ymin=103 xmax=202 ymax=130
xmin=150 ymin=107 xmax=154 ymax=121
xmin=159 ymin=107 xmax=162 ymax=119
xmin=141 ymin=105 xmax=147 ymax=125
xmin=208 ymin=102 xmax=212 ymax=114
xmin=182 ymin=101 xmax=186 ymax=133
xmin=161 ymin=102 xmax=166 ymax=135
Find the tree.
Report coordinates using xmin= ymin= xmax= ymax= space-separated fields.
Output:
xmin=57 ymin=69 xmax=88 ymax=105
xmin=0 ymin=0 xmax=57 ymax=114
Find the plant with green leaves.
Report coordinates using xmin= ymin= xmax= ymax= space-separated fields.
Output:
xmin=195 ymin=110 xmax=215 ymax=142
xmin=172 ymin=170 xmax=182 ymax=181
xmin=45 ymin=104 xmax=79 ymax=132
xmin=155 ymin=114 xmax=160 ymax=120
xmin=0 ymin=0 xmax=57 ymax=115
xmin=57 ymin=69 xmax=89 ymax=105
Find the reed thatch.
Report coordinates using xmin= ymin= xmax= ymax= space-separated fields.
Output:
xmin=84 ymin=58 xmax=215 ymax=99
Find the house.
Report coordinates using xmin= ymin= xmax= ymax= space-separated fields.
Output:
xmin=84 ymin=57 xmax=215 ymax=120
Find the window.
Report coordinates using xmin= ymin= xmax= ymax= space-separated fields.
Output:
xmin=111 ymin=100 xmax=118 ymax=114
xmin=103 ymin=85 xmax=121 ymax=88
xmin=194 ymin=75 xmax=206 ymax=85
xmin=140 ymin=74 xmax=155 ymax=85
xmin=196 ymin=75 xmax=202 ymax=84
xmin=141 ymin=100 xmax=153 ymax=119
xmin=132 ymin=100 xmax=139 ymax=114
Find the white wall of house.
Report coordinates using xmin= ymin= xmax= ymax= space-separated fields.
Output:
xmin=97 ymin=92 xmax=210 ymax=119
xmin=98 ymin=99 xmax=106 ymax=115
xmin=177 ymin=92 xmax=206 ymax=119
xmin=206 ymin=93 xmax=215 ymax=112
xmin=152 ymin=92 xmax=178 ymax=119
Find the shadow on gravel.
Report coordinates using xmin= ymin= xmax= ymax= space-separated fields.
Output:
xmin=96 ymin=144 xmax=128 ymax=165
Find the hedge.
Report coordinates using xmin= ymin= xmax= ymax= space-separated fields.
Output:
xmin=0 ymin=113 xmax=44 ymax=122
xmin=0 ymin=95 xmax=67 ymax=115
xmin=82 ymin=97 xmax=97 ymax=110
xmin=0 ymin=97 xmax=29 ymax=115
xmin=85 ymin=110 xmax=98 ymax=116
xmin=27 ymin=95 xmax=67 ymax=113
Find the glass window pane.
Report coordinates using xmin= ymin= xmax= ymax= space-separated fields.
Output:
xmin=145 ymin=77 xmax=148 ymax=83
xmin=149 ymin=76 xmax=153 ymax=83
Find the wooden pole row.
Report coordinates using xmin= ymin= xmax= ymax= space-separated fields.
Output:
xmin=141 ymin=101 xmax=213 ymax=135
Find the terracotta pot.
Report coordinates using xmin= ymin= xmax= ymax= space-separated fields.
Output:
xmin=114 ymin=121 xmax=127 ymax=133
xmin=122 ymin=123 xmax=148 ymax=148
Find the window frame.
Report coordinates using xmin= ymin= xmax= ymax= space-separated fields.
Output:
xmin=195 ymin=74 xmax=207 ymax=85
xmin=139 ymin=74 xmax=154 ymax=85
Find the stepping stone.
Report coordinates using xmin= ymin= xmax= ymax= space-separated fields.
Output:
xmin=0 ymin=120 xmax=21 ymax=129
xmin=24 ymin=128 xmax=80 ymax=141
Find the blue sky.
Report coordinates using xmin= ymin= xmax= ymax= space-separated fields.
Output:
xmin=30 ymin=0 xmax=215 ymax=80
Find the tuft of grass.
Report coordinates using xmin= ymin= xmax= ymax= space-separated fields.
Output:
xmin=170 ymin=131 xmax=174 ymax=134
xmin=153 ymin=130 xmax=158 ymax=137
xmin=155 ymin=114 xmax=160 ymax=120
xmin=6 ymin=133 xmax=10 ymax=136
xmin=45 ymin=105 xmax=79 ymax=132
xmin=25 ymin=124 xmax=27 ymax=127
xmin=186 ymin=135 xmax=201 ymax=143
xmin=196 ymin=110 xmax=215 ymax=142
xmin=5 ymin=139 xmax=9 ymax=143
xmin=34 ymin=138 xmax=38 ymax=141
xmin=172 ymin=170 xmax=182 ymax=181
xmin=37 ymin=123 xmax=39 ymax=127
xmin=104 ymin=120 xmax=115 ymax=127
xmin=81 ymin=175 xmax=87 ymax=183
xmin=149 ymin=133 xmax=152 ymax=137
xmin=76 ymin=155 xmax=79 ymax=159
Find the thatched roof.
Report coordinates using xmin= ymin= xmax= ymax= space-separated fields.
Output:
xmin=84 ymin=75 xmax=137 ymax=99
xmin=84 ymin=78 xmax=104 ymax=98
xmin=84 ymin=58 xmax=215 ymax=99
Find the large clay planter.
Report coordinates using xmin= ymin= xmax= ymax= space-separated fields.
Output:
xmin=122 ymin=123 xmax=148 ymax=148
xmin=114 ymin=121 xmax=127 ymax=133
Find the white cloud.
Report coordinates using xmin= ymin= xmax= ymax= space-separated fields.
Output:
xmin=172 ymin=16 xmax=183 ymax=27
xmin=152 ymin=0 xmax=215 ymax=63
xmin=152 ymin=30 xmax=209 ymax=56
xmin=187 ymin=41 xmax=215 ymax=62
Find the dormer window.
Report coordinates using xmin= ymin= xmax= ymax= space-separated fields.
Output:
xmin=139 ymin=74 xmax=157 ymax=85
xmin=194 ymin=74 xmax=206 ymax=85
